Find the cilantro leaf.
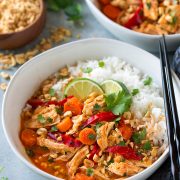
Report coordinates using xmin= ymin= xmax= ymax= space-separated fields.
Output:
xmin=93 ymin=103 xmax=101 ymax=111
xmin=26 ymin=148 xmax=35 ymax=157
xmin=95 ymin=122 xmax=103 ymax=131
xmin=88 ymin=134 xmax=96 ymax=140
xmin=132 ymin=128 xmax=146 ymax=144
xmin=114 ymin=117 xmax=121 ymax=124
xmin=55 ymin=107 xmax=62 ymax=115
xmin=107 ymin=159 xmax=114 ymax=166
xmin=50 ymin=126 xmax=58 ymax=132
xmin=146 ymin=2 xmax=151 ymax=9
xmin=86 ymin=168 xmax=94 ymax=176
xmin=49 ymin=88 xmax=55 ymax=97
xmin=46 ymin=0 xmax=82 ymax=22
xmin=132 ymin=89 xmax=139 ymax=96
xmin=98 ymin=61 xmax=105 ymax=68
xmin=37 ymin=114 xmax=46 ymax=124
xmin=143 ymin=141 xmax=151 ymax=150
xmin=119 ymin=140 xmax=126 ymax=146
xmin=47 ymin=117 xmax=53 ymax=123
xmin=64 ymin=3 xmax=82 ymax=21
xmin=83 ymin=67 xmax=93 ymax=73
xmin=143 ymin=76 xmax=152 ymax=86
xmin=105 ymin=90 xmax=132 ymax=115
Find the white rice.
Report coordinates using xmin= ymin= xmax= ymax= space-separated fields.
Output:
xmin=53 ymin=57 xmax=167 ymax=147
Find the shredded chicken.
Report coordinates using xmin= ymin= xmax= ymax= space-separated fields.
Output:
xmin=97 ymin=122 xmax=115 ymax=151
xmin=79 ymin=166 xmax=110 ymax=180
xmin=25 ymin=105 xmax=60 ymax=128
xmin=82 ymin=92 xmax=105 ymax=117
xmin=67 ymin=115 xmax=85 ymax=135
xmin=37 ymin=137 xmax=76 ymax=154
xmin=143 ymin=0 xmax=158 ymax=20
xmin=108 ymin=161 xmax=143 ymax=176
xmin=68 ymin=146 xmax=89 ymax=176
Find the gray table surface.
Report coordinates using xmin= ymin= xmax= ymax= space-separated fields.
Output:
xmin=0 ymin=0 xmax=176 ymax=179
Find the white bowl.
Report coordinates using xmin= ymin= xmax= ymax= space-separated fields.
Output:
xmin=2 ymin=38 xmax=180 ymax=180
xmin=85 ymin=0 xmax=180 ymax=52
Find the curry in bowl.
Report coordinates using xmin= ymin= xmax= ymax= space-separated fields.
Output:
xmin=98 ymin=0 xmax=180 ymax=35
xmin=20 ymin=57 xmax=167 ymax=179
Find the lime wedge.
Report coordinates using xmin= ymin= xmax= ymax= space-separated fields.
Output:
xmin=64 ymin=78 xmax=104 ymax=100
xmin=101 ymin=79 xmax=129 ymax=95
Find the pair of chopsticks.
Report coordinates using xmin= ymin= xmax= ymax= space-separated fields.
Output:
xmin=159 ymin=35 xmax=180 ymax=180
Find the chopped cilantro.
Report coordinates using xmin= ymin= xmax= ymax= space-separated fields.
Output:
xmin=86 ymin=168 xmax=94 ymax=176
xmin=88 ymin=134 xmax=96 ymax=140
xmin=48 ymin=156 xmax=54 ymax=163
xmin=131 ymin=89 xmax=139 ymax=96
xmin=50 ymin=126 xmax=58 ymax=132
xmin=146 ymin=2 xmax=151 ymax=9
xmin=171 ymin=16 xmax=177 ymax=25
xmin=49 ymin=88 xmax=55 ymax=97
xmin=119 ymin=141 xmax=126 ymax=146
xmin=46 ymin=0 xmax=82 ymax=22
xmin=98 ymin=61 xmax=105 ymax=68
xmin=107 ymin=159 xmax=114 ymax=166
xmin=143 ymin=141 xmax=151 ymax=150
xmin=132 ymin=128 xmax=146 ymax=144
xmin=83 ymin=67 xmax=92 ymax=73
xmin=114 ymin=117 xmax=121 ymax=124
xmin=47 ymin=117 xmax=53 ymax=123
xmin=37 ymin=114 xmax=46 ymax=124
xmin=95 ymin=122 xmax=103 ymax=131
xmin=93 ymin=103 xmax=101 ymax=111
xmin=26 ymin=148 xmax=35 ymax=157
xmin=55 ymin=107 xmax=62 ymax=115
xmin=41 ymin=146 xmax=49 ymax=151
xmin=143 ymin=76 xmax=152 ymax=86
xmin=105 ymin=90 xmax=132 ymax=115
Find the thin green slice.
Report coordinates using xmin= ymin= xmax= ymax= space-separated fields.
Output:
xmin=101 ymin=80 xmax=123 ymax=95
xmin=64 ymin=78 xmax=104 ymax=100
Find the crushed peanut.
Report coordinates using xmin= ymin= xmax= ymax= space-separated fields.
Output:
xmin=0 ymin=27 xmax=72 ymax=71
xmin=0 ymin=83 xmax=7 ymax=91
xmin=0 ymin=0 xmax=40 ymax=34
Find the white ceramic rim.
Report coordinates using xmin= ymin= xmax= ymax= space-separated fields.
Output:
xmin=2 ymin=38 xmax=180 ymax=180
xmin=86 ymin=0 xmax=180 ymax=39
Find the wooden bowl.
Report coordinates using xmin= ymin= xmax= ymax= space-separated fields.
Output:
xmin=0 ymin=0 xmax=46 ymax=50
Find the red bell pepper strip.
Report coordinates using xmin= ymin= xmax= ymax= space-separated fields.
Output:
xmin=124 ymin=4 xmax=143 ymax=29
xmin=61 ymin=134 xmax=82 ymax=147
xmin=47 ymin=132 xmax=82 ymax=148
xmin=83 ymin=112 xmax=118 ymax=128
xmin=27 ymin=96 xmax=73 ymax=108
xmin=106 ymin=145 xmax=142 ymax=160
xmin=89 ymin=143 xmax=100 ymax=160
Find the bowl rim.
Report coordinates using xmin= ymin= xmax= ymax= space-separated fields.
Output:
xmin=86 ymin=0 xmax=180 ymax=38
xmin=0 ymin=0 xmax=45 ymax=37
xmin=2 ymin=38 xmax=179 ymax=180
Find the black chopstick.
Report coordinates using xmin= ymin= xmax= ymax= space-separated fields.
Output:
xmin=159 ymin=36 xmax=180 ymax=180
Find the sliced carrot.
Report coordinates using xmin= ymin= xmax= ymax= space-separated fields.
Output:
xmin=79 ymin=128 xmax=96 ymax=145
xmin=119 ymin=124 xmax=133 ymax=140
xmin=75 ymin=173 xmax=95 ymax=180
xmin=57 ymin=117 xmax=73 ymax=132
xmin=64 ymin=97 xmax=83 ymax=115
xmin=21 ymin=129 xmax=37 ymax=147
xmin=99 ymin=0 xmax=110 ymax=5
xmin=103 ymin=4 xmax=120 ymax=19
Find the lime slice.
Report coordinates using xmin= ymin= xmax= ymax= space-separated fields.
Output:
xmin=101 ymin=80 xmax=123 ymax=95
xmin=64 ymin=78 xmax=104 ymax=100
